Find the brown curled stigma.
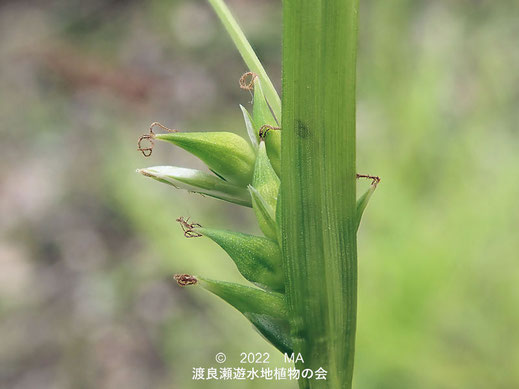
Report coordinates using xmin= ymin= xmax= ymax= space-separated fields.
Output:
xmin=176 ymin=216 xmax=203 ymax=238
xmin=259 ymin=124 xmax=281 ymax=140
xmin=174 ymin=274 xmax=198 ymax=287
xmin=137 ymin=122 xmax=178 ymax=157
xmin=356 ymin=173 xmax=381 ymax=186
xmin=239 ymin=71 xmax=258 ymax=90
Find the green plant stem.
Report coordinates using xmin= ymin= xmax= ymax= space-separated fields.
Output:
xmin=281 ymin=1 xmax=359 ymax=388
xmin=207 ymin=0 xmax=281 ymax=120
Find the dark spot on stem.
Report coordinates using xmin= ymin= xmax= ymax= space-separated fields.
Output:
xmin=297 ymin=120 xmax=310 ymax=139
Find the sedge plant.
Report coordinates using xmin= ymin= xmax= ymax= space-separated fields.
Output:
xmin=137 ymin=0 xmax=378 ymax=387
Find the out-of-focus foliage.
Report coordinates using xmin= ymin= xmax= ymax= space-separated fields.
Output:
xmin=0 ymin=0 xmax=517 ymax=388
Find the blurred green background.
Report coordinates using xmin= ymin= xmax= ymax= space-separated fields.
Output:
xmin=1 ymin=0 xmax=518 ymax=388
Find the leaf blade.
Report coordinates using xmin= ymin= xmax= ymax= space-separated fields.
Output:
xmin=207 ymin=0 xmax=281 ymax=119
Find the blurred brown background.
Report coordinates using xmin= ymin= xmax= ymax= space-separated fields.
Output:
xmin=1 ymin=0 xmax=518 ymax=388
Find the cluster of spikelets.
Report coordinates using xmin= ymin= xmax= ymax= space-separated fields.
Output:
xmin=137 ymin=72 xmax=380 ymax=355
xmin=137 ymin=74 xmax=294 ymax=354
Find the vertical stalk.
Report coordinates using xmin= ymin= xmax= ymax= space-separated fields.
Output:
xmin=281 ymin=1 xmax=359 ymax=388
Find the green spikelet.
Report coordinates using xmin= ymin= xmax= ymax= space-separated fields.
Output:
xmin=194 ymin=227 xmax=284 ymax=292
xmin=198 ymin=277 xmax=287 ymax=320
xmin=174 ymin=275 xmax=287 ymax=320
xmin=155 ymin=132 xmax=255 ymax=186
xmin=174 ymin=274 xmax=290 ymax=353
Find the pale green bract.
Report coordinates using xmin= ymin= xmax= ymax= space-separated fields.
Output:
xmin=137 ymin=166 xmax=251 ymax=207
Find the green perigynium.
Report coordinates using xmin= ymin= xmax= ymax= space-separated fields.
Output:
xmin=138 ymin=0 xmax=376 ymax=387
xmin=194 ymin=227 xmax=284 ymax=292
xmin=155 ymin=131 xmax=256 ymax=186
xmin=197 ymin=277 xmax=287 ymax=320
